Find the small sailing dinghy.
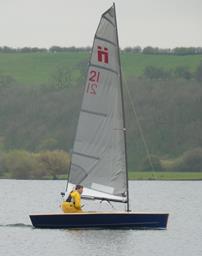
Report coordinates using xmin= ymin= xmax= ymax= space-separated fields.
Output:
xmin=30 ymin=3 xmax=168 ymax=229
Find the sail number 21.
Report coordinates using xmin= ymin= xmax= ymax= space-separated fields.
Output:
xmin=86 ymin=70 xmax=100 ymax=95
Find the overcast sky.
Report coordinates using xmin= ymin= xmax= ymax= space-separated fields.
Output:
xmin=0 ymin=0 xmax=201 ymax=49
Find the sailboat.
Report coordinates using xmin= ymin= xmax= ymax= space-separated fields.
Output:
xmin=30 ymin=3 xmax=168 ymax=229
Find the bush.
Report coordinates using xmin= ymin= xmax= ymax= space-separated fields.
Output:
xmin=0 ymin=75 xmax=16 ymax=89
xmin=174 ymin=66 xmax=193 ymax=80
xmin=2 ymin=150 xmax=44 ymax=179
xmin=2 ymin=149 xmax=70 ymax=179
xmin=162 ymin=148 xmax=202 ymax=172
xmin=141 ymin=155 xmax=163 ymax=171
xmin=195 ymin=62 xmax=202 ymax=82
xmin=144 ymin=66 xmax=171 ymax=79
xmin=37 ymin=138 xmax=58 ymax=151
xmin=181 ymin=148 xmax=202 ymax=171
xmin=36 ymin=150 xmax=70 ymax=179
xmin=0 ymin=152 xmax=5 ymax=176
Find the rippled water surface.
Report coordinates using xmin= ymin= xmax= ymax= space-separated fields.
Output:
xmin=0 ymin=180 xmax=202 ymax=256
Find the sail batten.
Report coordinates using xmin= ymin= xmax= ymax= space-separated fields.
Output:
xmin=81 ymin=109 xmax=107 ymax=117
xmin=102 ymin=16 xmax=115 ymax=26
xmin=94 ymin=36 xmax=117 ymax=46
xmin=67 ymin=4 xmax=127 ymax=203
xmin=89 ymin=63 xmax=118 ymax=74
xmin=72 ymin=151 xmax=100 ymax=160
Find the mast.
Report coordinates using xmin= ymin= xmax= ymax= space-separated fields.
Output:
xmin=113 ymin=3 xmax=130 ymax=212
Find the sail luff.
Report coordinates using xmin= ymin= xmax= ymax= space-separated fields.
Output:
xmin=113 ymin=3 xmax=130 ymax=211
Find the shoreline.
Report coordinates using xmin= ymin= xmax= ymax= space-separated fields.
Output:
xmin=1 ymin=172 xmax=202 ymax=181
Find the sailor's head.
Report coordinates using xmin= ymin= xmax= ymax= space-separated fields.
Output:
xmin=75 ymin=184 xmax=83 ymax=194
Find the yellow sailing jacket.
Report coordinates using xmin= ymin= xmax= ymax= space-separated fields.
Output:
xmin=61 ymin=190 xmax=82 ymax=213
xmin=70 ymin=190 xmax=82 ymax=210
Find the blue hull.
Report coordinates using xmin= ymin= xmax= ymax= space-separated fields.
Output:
xmin=30 ymin=212 xmax=168 ymax=229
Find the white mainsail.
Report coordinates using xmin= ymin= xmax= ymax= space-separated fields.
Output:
xmin=67 ymin=5 xmax=127 ymax=203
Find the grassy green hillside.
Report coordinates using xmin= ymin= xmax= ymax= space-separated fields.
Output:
xmin=121 ymin=53 xmax=202 ymax=77
xmin=0 ymin=52 xmax=88 ymax=85
xmin=0 ymin=52 xmax=201 ymax=85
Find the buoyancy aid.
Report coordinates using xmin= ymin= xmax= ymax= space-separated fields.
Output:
xmin=66 ymin=190 xmax=73 ymax=202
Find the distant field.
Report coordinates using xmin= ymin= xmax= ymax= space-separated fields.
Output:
xmin=0 ymin=52 xmax=88 ymax=85
xmin=128 ymin=171 xmax=202 ymax=180
xmin=0 ymin=52 xmax=202 ymax=85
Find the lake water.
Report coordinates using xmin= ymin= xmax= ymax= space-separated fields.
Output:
xmin=0 ymin=180 xmax=202 ymax=256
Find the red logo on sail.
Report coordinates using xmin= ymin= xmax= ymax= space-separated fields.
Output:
xmin=97 ymin=46 xmax=109 ymax=64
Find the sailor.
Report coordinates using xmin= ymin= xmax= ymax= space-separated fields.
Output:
xmin=61 ymin=185 xmax=84 ymax=213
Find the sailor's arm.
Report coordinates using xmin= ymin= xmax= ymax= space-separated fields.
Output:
xmin=73 ymin=192 xmax=81 ymax=210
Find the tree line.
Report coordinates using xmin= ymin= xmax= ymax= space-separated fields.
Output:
xmin=1 ymin=74 xmax=202 ymax=175
xmin=125 ymin=46 xmax=202 ymax=55
xmin=142 ymin=148 xmax=202 ymax=172
xmin=0 ymin=150 xmax=70 ymax=179
xmin=1 ymin=45 xmax=202 ymax=55
xmin=144 ymin=61 xmax=202 ymax=81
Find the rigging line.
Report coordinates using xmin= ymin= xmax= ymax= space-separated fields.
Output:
xmin=100 ymin=200 xmax=116 ymax=210
xmin=123 ymin=75 xmax=156 ymax=179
